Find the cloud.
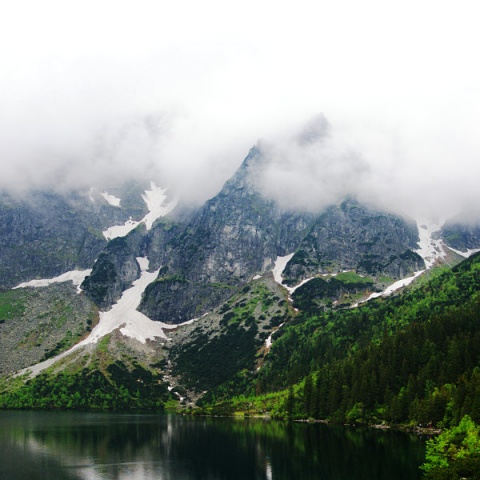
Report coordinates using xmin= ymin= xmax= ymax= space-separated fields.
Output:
xmin=249 ymin=112 xmax=480 ymax=222
xmin=0 ymin=0 xmax=479 ymax=220
xmin=250 ymin=115 xmax=371 ymax=212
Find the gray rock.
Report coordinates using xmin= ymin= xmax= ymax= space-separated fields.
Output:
xmin=81 ymin=236 xmax=141 ymax=309
xmin=283 ymin=198 xmax=424 ymax=285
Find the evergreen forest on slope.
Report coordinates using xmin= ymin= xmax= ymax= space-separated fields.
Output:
xmin=202 ymin=253 xmax=480 ymax=429
xmin=2 ymin=252 xmax=480 ymax=478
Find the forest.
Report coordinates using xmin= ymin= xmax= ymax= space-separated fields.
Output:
xmin=2 ymin=253 xmax=480 ymax=478
xmin=201 ymin=253 xmax=480 ymax=478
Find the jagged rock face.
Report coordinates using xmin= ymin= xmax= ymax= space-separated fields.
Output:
xmin=0 ymin=184 xmax=150 ymax=290
xmin=138 ymin=148 xmax=424 ymax=323
xmin=283 ymin=199 xmax=423 ymax=285
xmin=0 ymin=191 xmax=107 ymax=289
xmin=441 ymin=221 xmax=480 ymax=251
xmin=81 ymin=237 xmax=141 ymax=310
xmin=139 ymin=148 xmax=313 ymax=322
xmin=140 ymin=220 xmax=185 ymax=271
xmin=167 ymin=148 xmax=282 ymax=283
xmin=140 ymin=277 xmax=234 ymax=324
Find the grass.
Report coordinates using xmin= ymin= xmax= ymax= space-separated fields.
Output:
xmin=0 ymin=290 xmax=26 ymax=319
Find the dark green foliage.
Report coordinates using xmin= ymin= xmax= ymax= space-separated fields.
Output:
xmin=303 ymin=295 xmax=480 ymax=425
xmin=201 ymin=252 xmax=480 ymax=430
xmin=0 ymin=362 xmax=170 ymax=410
xmin=169 ymin=280 xmax=290 ymax=404
xmin=171 ymin=323 xmax=258 ymax=403
xmin=292 ymin=274 xmax=374 ymax=312
xmin=257 ymin=253 xmax=480 ymax=394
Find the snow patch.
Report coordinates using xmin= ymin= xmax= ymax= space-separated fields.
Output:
xmin=272 ymin=253 xmax=294 ymax=284
xmin=265 ymin=323 xmax=284 ymax=350
xmin=85 ymin=257 xmax=175 ymax=344
xmin=387 ymin=218 xmax=478 ymax=272
xmin=415 ymin=220 xmax=447 ymax=269
xmin=13 ymin=269 xmax=92 ymax=294
xmin=16 ymin=257 xmax=176 ymax=378
xmin=136 ymin=256 xmax=150 ymax=271
xmin=101 ymin=191 xmax=121 ymax=207
xmin=366 ymin=270 xmax=425 ymax=301
xmin=102 ymin=218 xmax=140 ymax=241
xmin=103 ymin=182 xmax=177 ymax=240
xmin=141 ymin=181 xmax=177 ymax=230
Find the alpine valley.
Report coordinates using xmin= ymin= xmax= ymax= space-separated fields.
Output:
xmin=1 ymin=144 xmax=480 ymax=434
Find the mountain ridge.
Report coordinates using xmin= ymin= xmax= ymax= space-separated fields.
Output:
xmin=1 ymin=145 xmax=480 ymax=417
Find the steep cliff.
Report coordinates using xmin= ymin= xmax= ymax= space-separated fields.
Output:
xmin=81 ymin=236 xmax=141 ymax=309
xmin=138 ymin=148 xmax=313 ymax=322
xmin=138 ymin=148 xmax=421 ymax=323
xmin=441 ymin=220 xmax=480 ymax=252
xmin=282 ymin=198 xmax=424 ymax=286
xmin=0 ymin=184 xmax=148 ymax=289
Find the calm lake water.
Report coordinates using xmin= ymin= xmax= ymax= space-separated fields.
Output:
xmin=0 ymin=411 xmax=426 ymax=480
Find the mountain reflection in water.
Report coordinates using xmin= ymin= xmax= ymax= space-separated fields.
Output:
xmin=0 ymin=411 xmax=425 ymax=480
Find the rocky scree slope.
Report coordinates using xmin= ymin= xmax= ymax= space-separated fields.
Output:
xmin=0 ymin=282 xmax=98 ymax=375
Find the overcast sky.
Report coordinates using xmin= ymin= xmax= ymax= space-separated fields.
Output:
xmin=1 ymin=0 xmax=479 ymax=221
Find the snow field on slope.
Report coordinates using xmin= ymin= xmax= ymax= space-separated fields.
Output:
xmin=102 ymin=181 xmax=177 ymax=240
xmin=17 ymin=257 xmax=177 ymax=378
xmin=83 ymin=257 xmax=175 ymax=345
xmin=14 ymin=269 xmax=92 ymax=294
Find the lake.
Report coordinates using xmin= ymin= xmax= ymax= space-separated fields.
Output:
xmin=0 ymin=411 xmax=426 ymax=480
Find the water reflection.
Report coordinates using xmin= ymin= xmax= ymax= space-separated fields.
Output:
xmin=0 ymin=412 xmax=425 ymax=480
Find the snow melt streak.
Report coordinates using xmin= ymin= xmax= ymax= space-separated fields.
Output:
xmin=84 ymin=257 xmax=174 ymax=345
xmin=415 ymin=221 xmax=446 ymax=269
xmin=14 ymin=269 xmax=92 ymax=294
xmin=17 ymin=257 xmax=174 ymax=378
xmin=103 ymin=182 xmax=177 ymax=240
xmin=272 ymin=254 xmax=294 ymax=284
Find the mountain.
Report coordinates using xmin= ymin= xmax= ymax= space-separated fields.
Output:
xmin=0 ymin=182 xmax=149 ymax=290
xmin=1 ymin=144 xmax=480 ymax=414
xmin=83 ymin=147 xmax=425 ymax=323
xmin=441 ymin=218 xmax=480 ymax=254
xmin=137 ymin=147 xmax=315 ymax=323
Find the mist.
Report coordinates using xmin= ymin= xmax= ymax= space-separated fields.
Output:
xmin=1 ymin=0 xmax=479 ymax=221
xmin=250 ymin=114 xmax=480 ymax=222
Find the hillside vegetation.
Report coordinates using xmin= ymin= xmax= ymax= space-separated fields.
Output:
xmin=201 ymin=253 xmax=480 ymax=430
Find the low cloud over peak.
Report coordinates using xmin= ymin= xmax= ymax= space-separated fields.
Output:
xmin=245 ymin=114 xmax=480 ymax=222
xmin=1 ymin=1 xmax=479 ymax=221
